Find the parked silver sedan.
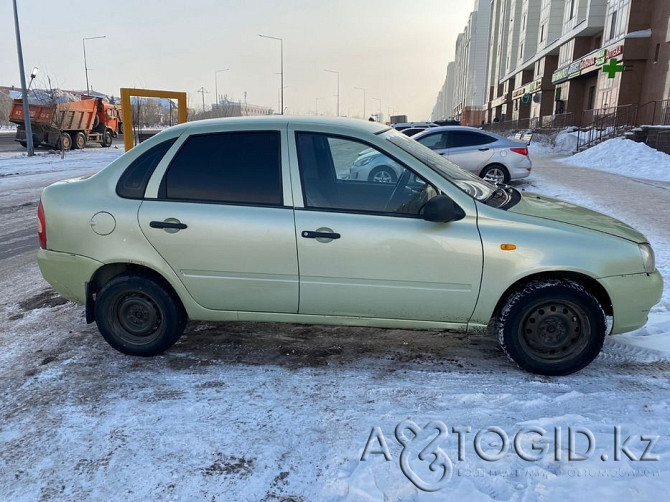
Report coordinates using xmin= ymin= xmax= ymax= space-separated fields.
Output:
xmin=412 ymin=126 xmax=532 ymax=183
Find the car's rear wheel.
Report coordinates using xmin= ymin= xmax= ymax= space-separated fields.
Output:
xmin=496 ymin=279 xmax=606 ymax=375
xmin=480 ymin=164 xmax=509 ymax=184
xmin=95 ymin=275 xmax=186 ymax=356
xmin=368 ymin=166 xmax=397 ymax=184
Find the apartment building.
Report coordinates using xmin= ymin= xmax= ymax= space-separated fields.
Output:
xmin=431 ymin=0 xmax=490 ymax=125
xmin=435 ymin=0 xmax=669 ymax=127
xmin=431 ymin=62 xmax=456 ymax=121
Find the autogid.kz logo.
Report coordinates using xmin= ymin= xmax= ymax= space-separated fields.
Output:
xmin=360 ymin=421 xmax=660 ymax=492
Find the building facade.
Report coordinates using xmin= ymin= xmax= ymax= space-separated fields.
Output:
xmin=434 ymin=0 xmax=670 ymax=127
xmin=431 ymin=0 xmax=490 ymax=125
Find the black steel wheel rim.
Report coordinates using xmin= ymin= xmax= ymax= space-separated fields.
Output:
xmin=115 ymin=292 xmax=162 ymax=344
xmin=519 ymin=299 xmax=590 ymax=363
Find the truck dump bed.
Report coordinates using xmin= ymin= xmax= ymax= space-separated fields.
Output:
xmin=10 ymin=99 xmax=98 ymax=131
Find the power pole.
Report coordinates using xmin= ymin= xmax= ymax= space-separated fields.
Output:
xmin=12 ymin=0 xmax=34 ymax=156
xmin=197 ymin=87 xmax=208 ymax=113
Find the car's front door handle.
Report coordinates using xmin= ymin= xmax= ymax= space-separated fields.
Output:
xmin=301 ymin=230 xmax=340 ymax=239
xmin=478 ymin=147 xmax=490 ymax=151
xmin=150 ymin=220 xmax=187 ymax=230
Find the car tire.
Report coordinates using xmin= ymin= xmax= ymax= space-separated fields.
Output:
xmin=368 ymin=166 xmax=398 ymax=184
xmin=19 ymin=141 xmax=27 ymax=148
xmin=496 ymin=279 xmax=606 ymax=375
xmin=480 ymin=164 xmax=509 ymax=184
xmin=95 ymin=275 xmax=186 ymax=356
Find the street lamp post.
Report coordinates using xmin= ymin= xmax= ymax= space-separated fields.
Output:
xmin=12 ymin=0 xmax=34 ymax=156
xmin=83 ymin=35 xmax=106 ymax=95
xmin=214 ymin=68 xmax=230 ymax=110
xmin=354 ymin=86 xmax=366 ymax=118
xmin=371 ymin=97 xmax=381 ymax=121
xmin=259 ymin=34 xmax=283 ymax=115
xmin=323 ymin=69 xmax=339 ymax=117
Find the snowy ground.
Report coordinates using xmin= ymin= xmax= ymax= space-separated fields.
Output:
xmin=0 ymin=144 xmax=668 ymax=501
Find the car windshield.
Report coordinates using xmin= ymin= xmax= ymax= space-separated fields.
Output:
xmin=385 ymin=129 xmax=497 ymax=201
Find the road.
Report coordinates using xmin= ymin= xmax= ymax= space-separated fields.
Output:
xmin=0 ymin=149 xmax=668 ymax=500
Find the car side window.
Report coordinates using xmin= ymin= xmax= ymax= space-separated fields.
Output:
xmin=416 ymin=133 xmax=448 ymax=150
xmin=162 ymin=131 xmax=282 ymax=205
xmin=447 ymin=131 xmax=496 ymax=148
xmin=116 ymin=138 xmax=177 ymax=199
xmin=296 ymin=132 xmax=438 ymax=216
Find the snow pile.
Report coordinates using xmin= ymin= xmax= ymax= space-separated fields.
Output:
xmin=561 ymin=137 xmax=670 ymax=182
xmin=527 ymin=129 xmax=580 ymax=156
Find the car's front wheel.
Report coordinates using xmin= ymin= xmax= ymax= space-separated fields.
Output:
xmin=496 ymin=279 xmax=606 ymax=375
xmin=95 ymin=275 xmax=186 ymax=356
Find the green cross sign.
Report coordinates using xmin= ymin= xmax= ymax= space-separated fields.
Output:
xmin=602 ymin=59 xmax=624 ymax=78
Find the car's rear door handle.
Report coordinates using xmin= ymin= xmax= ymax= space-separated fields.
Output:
xmin=150 ymin=220 xmax=187 ymax=230
xmin=301 ymin=230 xmax=340 ymax=239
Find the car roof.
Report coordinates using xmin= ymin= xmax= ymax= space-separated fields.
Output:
xmin=413 ymin=125 xmax=504 ymax=139
xmin=165 ymin=115 xmax=390 ymax=135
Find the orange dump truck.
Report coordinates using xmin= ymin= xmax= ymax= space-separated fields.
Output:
xmin=10 ymin=96 xmax=122 ymax=150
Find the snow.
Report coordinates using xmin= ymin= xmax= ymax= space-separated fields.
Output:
xmin=560 ymin=138 xmax=670 ymax=182
xmin=1 ymin=140 xmax=669 ymax=500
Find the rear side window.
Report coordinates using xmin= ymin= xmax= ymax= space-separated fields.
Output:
xmin=116 ymin=138 xmax=177 ymax=199
xmin=416 ymin=132 xmax=448 ymax=149
xmin=447 ymin=131 xmax=496 ymax=148
xmin=163 ymin=131 xmax=282 ymax=205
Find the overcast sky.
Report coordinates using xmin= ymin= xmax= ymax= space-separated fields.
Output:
xmin=2 ymin=0 xmax=475 ymax=121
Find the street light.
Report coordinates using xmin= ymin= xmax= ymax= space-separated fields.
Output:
xmin=371 ymin=97 xmax=381 ymax=121
xmin=214 ymin=68 xmax=230 ymax=108
xmin=83 ymin=35 xmax=106 ymax=95
xmin=354 ymin=86 xmax=366 ymax=118
xmin=323 ymin=69 xmax=339 ymax=117
xmin=258 ymin=34 xmax=284 ymax=115
xmin=28 ymin=67 xmax=38 ymax=90
xmin=12 ymin=0 xmax=34 ymax=156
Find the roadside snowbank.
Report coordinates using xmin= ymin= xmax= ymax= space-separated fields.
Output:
xmin=561 ymin=138 xmax=670 ymax=182
xmin=528 ymin=128 xmax=579 ymax=156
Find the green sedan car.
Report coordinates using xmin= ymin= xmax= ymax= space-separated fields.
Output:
xmin=37 ymin=117 xmax=663 ymax=375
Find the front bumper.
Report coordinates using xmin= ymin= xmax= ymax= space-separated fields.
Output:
xmin=600 ymin=270 xmax=664 ymax=334
xmin=38 ymin=249 xmax=103 ymax=304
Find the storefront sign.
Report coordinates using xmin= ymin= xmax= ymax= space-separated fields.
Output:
xmin=552 ymin=44 xmax=624 ymax=84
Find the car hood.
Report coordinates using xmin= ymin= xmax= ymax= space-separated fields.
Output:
xmin=509 ymin=192 xmax=647 ymax=243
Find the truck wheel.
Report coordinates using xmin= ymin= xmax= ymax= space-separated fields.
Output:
xmin=102 ymin=130 xmax=113 ymax=148
xmin=58 ymin=133 xmax=72 ymax=151
xmin=74 ymin=132 xmax=86 ymax=150
xmin=19 ymin=141 xmax=27 ymax=148
xmin=95 ymin=275 xmax=186 ymax=356
xmin=496 ymin=279 xmax=606 ymax=375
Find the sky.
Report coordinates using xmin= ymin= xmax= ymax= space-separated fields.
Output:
xmin=2 ymin=0 xmax=476 ymax=121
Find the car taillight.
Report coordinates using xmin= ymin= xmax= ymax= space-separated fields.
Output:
xmin=37 ymin=199 xmax=47 ymax=249
xmin=510 ymin=147 xmax=528 ymax=156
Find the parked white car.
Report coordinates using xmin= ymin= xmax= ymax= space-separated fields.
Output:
xmin=412 ymin=126 xmax=532 ymax=183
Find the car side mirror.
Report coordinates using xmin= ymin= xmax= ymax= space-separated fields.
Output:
xmin=421 ymin=195 xmax=465 ymax=223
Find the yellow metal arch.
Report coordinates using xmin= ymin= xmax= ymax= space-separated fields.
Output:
xmin=120 ymin=88 xmax=187 ymax=151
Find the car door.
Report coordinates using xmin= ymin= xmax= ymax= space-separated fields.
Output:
xmin=289 ymin=130 xmax=483 ymax=323
xmin=138 ymin=130 xmax=299 ymax=313
xmin=444 ymin=131 xmax=496 ymax=172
